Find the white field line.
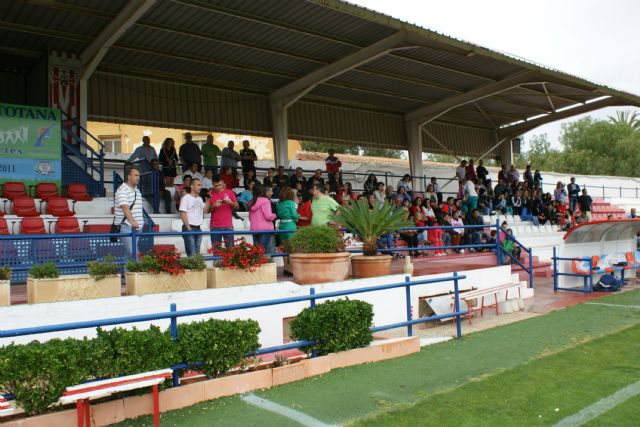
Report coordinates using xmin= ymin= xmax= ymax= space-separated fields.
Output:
xmin=242 ymin=393 xmax=337 ymax=427
xmin=584 ymin=302 xmax=640 ymax=309
xmin=553 ymin=379 xmax=640 ymax=427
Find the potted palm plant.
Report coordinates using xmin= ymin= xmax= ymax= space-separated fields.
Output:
xmin=335 ymin=199 xmax=413 ymax=278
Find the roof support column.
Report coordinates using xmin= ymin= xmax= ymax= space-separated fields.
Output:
xmin=405 ymin=120 xmax=424 ymax=192
xmin=500 ymin=138 xmax=514 ymax=166
xmin=271 ymin=100 xmax=289 ymax=168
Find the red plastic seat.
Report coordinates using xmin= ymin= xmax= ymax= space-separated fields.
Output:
xmin=55 ymin=216 xmax=81 ymax=234
xmin=0 ymin=218 xmax=8 ymax=235
xmin=35 ymin=182 xmax=59 ymax=200
xmin=20 ymin=217 xmax=46 ymax=234
xmin=66 ymin=184 xmax=93 ymax=201
xmin=2 ymin=181 xmax=26 ymax=200
xmin=45 ymin=197 xmax=74 ymax=217
xmin=12 ymin=196 xmax=39 ymax=217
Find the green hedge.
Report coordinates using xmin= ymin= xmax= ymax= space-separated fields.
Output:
xmin=290 ymin=298 xmax=374 ymax=356
xmin=0 ymin=320 xmax=261 ymax=416
xmin=178 ymin=318 xmax=261 ymax=377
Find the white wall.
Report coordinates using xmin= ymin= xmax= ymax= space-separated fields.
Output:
xmin=1 ymin=266 xmax=526 ymax=347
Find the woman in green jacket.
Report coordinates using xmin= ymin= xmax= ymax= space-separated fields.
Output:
xmin=276 ymin=187 xmax=299 ymax=276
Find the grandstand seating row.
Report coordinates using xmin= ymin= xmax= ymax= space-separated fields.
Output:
xmin=0 ymin=182 xmax=92 ymax=202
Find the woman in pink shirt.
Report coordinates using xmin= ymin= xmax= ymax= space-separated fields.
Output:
xmin=249 ymin=183 xmax=277 ymax=254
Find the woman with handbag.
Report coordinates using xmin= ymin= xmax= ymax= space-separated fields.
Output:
xmin=159 ymin=138 xmax=179 ymax=187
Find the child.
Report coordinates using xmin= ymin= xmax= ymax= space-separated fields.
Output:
xmin=426 ymin=218 xmax=445 ymax=256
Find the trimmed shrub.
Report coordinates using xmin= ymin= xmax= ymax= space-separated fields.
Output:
xmin=290 ymin=299 xmax=374 ymax=356
xmin=287 ymin=226 xmax=346 ymax=254
xmin=178 ymin=318 xmax=261 ymax=378
xmin=28 ymin=262 xmax=59 ymax=279
xmin=87 ymin=256 xmax=120 ymax=281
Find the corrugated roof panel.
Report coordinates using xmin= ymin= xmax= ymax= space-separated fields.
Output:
xmin=422 ymin=122 xmax=497 ymax=156
xmin=311 ymin=85 xmax=423 ymax=113
xmin=289 ymin=100 xmax=405 ymax=148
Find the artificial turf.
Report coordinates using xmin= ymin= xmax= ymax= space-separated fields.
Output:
xmin=114 ymin=289 xmax=640 ymax=426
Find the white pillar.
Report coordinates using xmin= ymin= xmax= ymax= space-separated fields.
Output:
xmin=270 ymin=101 xmax=289 ymax=168
xmin=501 ymin=138 xmax=514 ymax=166
xmin=405 ymin=120 xmax=424 ymax=192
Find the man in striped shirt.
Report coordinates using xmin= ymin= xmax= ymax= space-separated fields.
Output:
xmin=114 ymin=166 xmax=144 ymax=258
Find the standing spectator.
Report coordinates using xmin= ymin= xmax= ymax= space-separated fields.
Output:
xmin=628 ymin=208 xmax=637 ymax=219
xmin=201 ymin=134 xmax=221 ymax=176
xmin=465 ymin=159 xmax=477 ymax=182
xmin=151 ymin=159 xmax=172 ymax=214
xmin=462 ymin=178 xmax=478 ymax=213
xmin=577 ymin=189 xmax=593 ymax=221
xmin=455 ymin=160 xmax=467 ymax=198
xmin=364 ymin=174 xmax=378 ymax=195
xmin=325 ymin=149 xmax=342 ymax=193
xmin=554 ymin=182 xmax=567 ymax=206
xmin=221 ymin=140 xmax=240 ymax=176
xmin=159 ymin=138 xmax=179 ymax=187
xmin=220 ymin=166 xmax=238 ymax=190
xmin=427 ymin=218 xmax=446 ymax=256
xmin=275 ymin=166 xmax=290 ymax=188
xmin=497 ymin=164 xmax=507 ymax=183
xmin=289 ymin=167 xmax=307 ymax=189
xmin=249 ymin=183 xmax=276 ymax=254
xmin=311 ymin=183 xmax=340 ymax=227
xmin=396 ymin=186 xmax=410 ymax=204
xmin=277 ymin=187 xmax=299 ymax=276
xmin=205 ymin=176 xmax=239 ymax=248
xmin=506 ymin=165 xmax=520 ymax=188
xmin=114 ymin=166 xmax=143 ymax=259
xmin=239 ymin=140 xmax=257 ymax=179
xmin=523 ymin=165 xmax=534 ymax=189
xmin=430 ymin=177 xmax=443 ymax=204
xmin=178 ymin=133 xmax=202 ymax=172
xmin=296 ymin=189 xmax=312 ymax=227
xmin=567 ymin=177 xmax=580 ymax=212
xmin=338 ymin=182 xmax=356 ymax=205
xmin=179 ymin=178 xmax=205 ymax=257
xmin=129 ymin=136 xmax=158 ymax=164
xmin=476 ymin=160 xmax=489 ymax=187
xmin=534 ymin=169 xmax=543 ymax=189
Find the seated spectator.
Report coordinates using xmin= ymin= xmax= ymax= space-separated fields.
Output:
xmin=422 ymin=200 xmax=436 ymax=222
xmin=410 ymin=197 xmax=424 ymax=218
xmin=465 ymin=209 xmax=484 ymax=251
xmin=426 ymin=218 xmax=446 ymax=256
xmin=577 ymin=210 xmax=589 ymax=224
xmin=494 ymin=178 xmax=508 ymax=198
xmin=506 ymin=164 xmax=520 ymax=189
xmin=373 ymin=182 xmax=386 ymax=207
xmin=396 ymin=186 xmax=410 ymax=204
xmin=187 ymin=162 xmax=203 ymax=181
xmin=440 ymin=213 xmax=453 ymax=248
xmin=485 ymin=230 xmax=497 ymax=252
xmin=510 ymin=190 xmax=523 ymax=215
xmin=424 ymin=184 xmax=438 ymax=205
xmin=450 ymin=210 xmax=465 ymax=252
xmin=367 ymin=194 xmax=377 ymax=210
xmin=289 ymin=167 xmax=307 ymax=189
xmin=441 ymin=197 xmax=457 ymax=216
xmin=238 ymin=180 xmax=255 ymax=211
xmin=338 ymin=182 xmax=356 ymax=203
xmin=243 ymin=169 xmax=257 ymax=189
xmin=414 ymin=211 xmax=427 ymax=247
xmin=275 ymin=166 xmax=290 ymax=189
xmin=220 ymin=166 xmax=239 ymax=190
xmin=397 ymin=174 xmax=413 ymax=200
xmin=477 ymin=188 xmax=491 ymax=215
xmin=364 ymin=174 xmax=378 ymax=195
xmin=398 ymin=208 xmax=419 ymax=257
xmin=263 ymin=167 xmax=278 ymax=190
xmin=497 ymin=164 xmax=507 ymax=183
xmin=201 ymin=169 xmax=214 ymax=192
xmin=385 ymin=185 xmax=396 ymax=202
xmin=175 ymin=175 xmax=192 ymax=211
xmin=501 ymin=228 xmax=521 ymax=264
xmin=306 ymin=169 xmax=325 ymax=190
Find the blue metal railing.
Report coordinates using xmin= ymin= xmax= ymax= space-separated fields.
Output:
xmin=0 ymin=273 xmax=468 ymax=387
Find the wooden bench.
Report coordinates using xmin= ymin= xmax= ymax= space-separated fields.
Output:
xmin=0 ymin=394 xmax=15 ymax=417
xmin=59 ymin=368 xmax=173 ymax=427
xmin=455 ymin=283 xmax=522 ymax=325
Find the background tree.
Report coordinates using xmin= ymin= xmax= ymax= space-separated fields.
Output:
xmin=299 ymin=140 xmax=402 ymax=159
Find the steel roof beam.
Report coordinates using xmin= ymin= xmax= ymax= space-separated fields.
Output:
xmin=270 ymin=31 xmax=412 ymax=108
xmin=497 ymin=97 xmax=625 ymax=138
xmin=79 ymin=0 xmax=156 ymax=80
xmin=405 ymin=71 xmax=540 ymax=126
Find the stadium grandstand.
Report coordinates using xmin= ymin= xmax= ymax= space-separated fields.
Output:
xmin=2 ymin=1 xmax=640 ymax=426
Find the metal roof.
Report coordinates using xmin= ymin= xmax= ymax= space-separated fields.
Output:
xmin=1 ymin=0 xmax=639 ymax=156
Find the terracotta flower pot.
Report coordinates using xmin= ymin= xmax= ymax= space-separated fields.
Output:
xmin=350 ymin=254 xmax=393 ymax=278
xmin=289 ymin=252 xmax=351 ymax=284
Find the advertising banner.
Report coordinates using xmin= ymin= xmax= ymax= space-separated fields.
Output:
xmin=0 ymin=103 xmax=61 ymax=189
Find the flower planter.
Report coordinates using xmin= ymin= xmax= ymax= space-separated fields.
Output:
xmin=125 ymin=270 xmax=206 ymax=295
xmin=26 ymin=274 xmax=120 ymax=304
xmin=0 ymin=280 xmax=9 ymax=306
xmin=289 ymin=252 xmax=351 ymax=285
xmin=207 ymin=263 xmax=277 ymax=288
xmin=350 ymin=254 xmax=393 ymax=278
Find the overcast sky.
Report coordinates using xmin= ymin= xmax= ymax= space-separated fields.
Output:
xmin=350 ymin=0 xmax=640 ymax=150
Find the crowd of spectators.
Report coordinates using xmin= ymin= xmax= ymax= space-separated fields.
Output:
xmin=125 ymin=135 xmax=611 ymax=262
